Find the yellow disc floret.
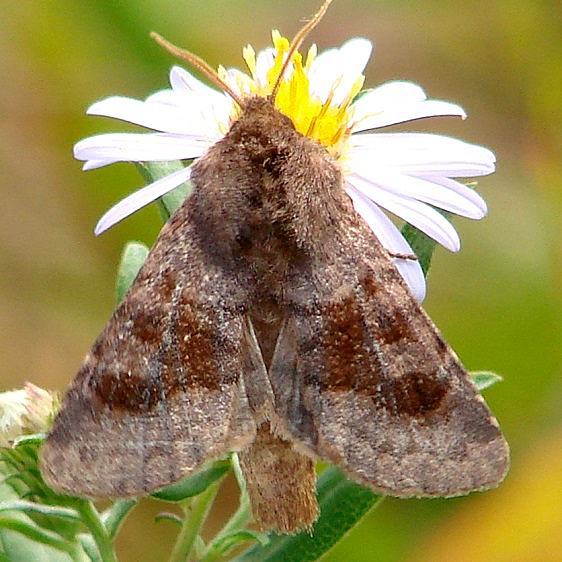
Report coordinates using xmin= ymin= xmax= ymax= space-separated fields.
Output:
xmin=219 ymin=31 xmax=364 ymax=159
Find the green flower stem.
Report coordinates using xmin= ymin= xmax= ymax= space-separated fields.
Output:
xmin=168 ymin=480 xmax=222 ymax=562
xmin=200 ymin=491 xmax=251 ymax=562
xmin=77 ymin=501 xmax=117 ymax=562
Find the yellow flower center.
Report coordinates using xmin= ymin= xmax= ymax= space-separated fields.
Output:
xmin=218 ymin=31 xmax=364 ymax=159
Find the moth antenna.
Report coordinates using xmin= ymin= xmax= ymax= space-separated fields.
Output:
xmin=270 ymin=0 xmax=334 ymax=101
xmin=151 ymin=32 xmax=244 ymax=108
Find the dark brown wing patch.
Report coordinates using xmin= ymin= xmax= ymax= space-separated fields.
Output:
xmin=41 ymin=206 xmax=257 ymax=498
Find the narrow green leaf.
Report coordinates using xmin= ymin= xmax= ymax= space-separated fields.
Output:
xmin=212 ymin=530 xmax=269 ymax=555
xmin=0 ymin=517 xmax=72 ymax=553
xmin=12 ymin=434 xmax=46 ymax=448
xmin=115 ymin=241 xmax=149 ymax=303
xmin=151 ymin=461 xmax=230 ymax=502
xmin=194 ymin=535 xmax=207 ymax=560
xmin=234 ymin=468 xmax=383 ymax=562
xmin=136 ymin=161 xmax=192 ymax=221
xmin=78 ymin=534 xmax=102 ymax=562
xmin=0 ymin=501 xmax=80 ymax=522
xmin=101 ymin=499 xmax=137 ymax=539
xmin=471 ymin=371 xmax=503 ymax=392
xmin=154 ymin=512 xmax=182 ymax=526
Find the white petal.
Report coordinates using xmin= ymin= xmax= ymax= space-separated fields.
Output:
xmin=332 ymin=39 xmax=373 ymax=105
xmin=416 ymin=176 xmax=488 ymax=216
xmin=82 ymin=159 xmax=117 ymax=171
xmin=152 ymin=67 xmax=233 ymax=135
xmin=95 ymin=166 xmax=192 ymax=235
xmin=348 ymin=166 xmax=485 ymax=219
xmin=392 ymin=159 xmax=495 ymax=177
xmin=169 ymin=65 xmax=226 ymax=101
xmin=348 ymin=137 xmax=490 ymax=218
xmin=74 ymin=132 xmax=210 ymax=163
xmin=309 ymin=50 xmax=340 ymax=102
xmin=346 ymin=184 xmax=426 ymax=301
xmin=309 ymin=38 xmax=373 ymax=104
xmin=349 ymin=173 xmax=461 ymax=251
xmin=339 ymin=38 xmax=373 ymax=74
xmin=349 ymin=133 xmax=495 ymax=177
xmin=87 ymin=96 xmax=219 ymax=137
xmin=352 ymin=100 xmax=466 ymax=132
xmin=350 ymin=133 xmax=495 ymax=165
xmin=255 ymin=48 xmax=275 ymax=87
xmin=145 ymin=89 xmax=178 ymax=105
xmin=224 ymin=68 xmax=254 ymax=97
xmin=351 ymin=81 xmax=427 ymax=117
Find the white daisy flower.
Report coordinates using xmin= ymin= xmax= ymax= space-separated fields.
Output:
xmin=74 ymin=30 xmax=494 ymax=302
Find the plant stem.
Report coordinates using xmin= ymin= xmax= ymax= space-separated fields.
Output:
xmin=78 ymin=501 xmax=117 ymax=562
xmin=200 ymin=491 xmax=251 ymax=562
xmin=168 ymin=480 xmax=222 ymax=562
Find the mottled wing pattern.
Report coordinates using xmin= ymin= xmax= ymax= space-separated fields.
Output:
xmin=41 ymin=204 xmax=257 ymax=497
xmin=270 ymin=216 xmax=509 ymax=497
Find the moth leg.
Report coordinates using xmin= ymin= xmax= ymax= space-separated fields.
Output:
xmin=387 ymin=250 xmax=418 ymax=261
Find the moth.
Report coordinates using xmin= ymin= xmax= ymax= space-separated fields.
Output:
xmin=40 ymin=0 xmax=509 ymax=534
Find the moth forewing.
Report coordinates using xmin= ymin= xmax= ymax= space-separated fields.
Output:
xmin=267 ymin=195 xmax=510 ymax=497
xmin=40 ymin=200 xmax=259 ymax=498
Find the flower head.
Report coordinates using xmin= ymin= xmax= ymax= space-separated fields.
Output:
xmin=0 ymin=383 xmax=57 ymax=447
xmin=74 ymin=29 xmax=494 ymax=301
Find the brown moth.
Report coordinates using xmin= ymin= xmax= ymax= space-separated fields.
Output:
xmin=40 ymin=0 xmax=509 ymax=534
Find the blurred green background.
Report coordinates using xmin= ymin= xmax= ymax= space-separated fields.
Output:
xmin=1 ymin=1 xmax=561 ymax=561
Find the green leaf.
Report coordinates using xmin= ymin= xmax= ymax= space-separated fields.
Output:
xmin=234 ymin=468 xmax=383 ymax=562
xmin=136 ymin=161 xmax=192 ymax=221
xmin=100 ymin=499 xmax=137 ymax=540
xmin=0 ymin=517 xmax=72 ymax=553
xmin=12 ymin=434 xmax=47 ymax=448
xmin=212 ymin=530 xmax=269 ymax=555
xmin=151 ymin=460 xmax=230 ymax=502
xmin=0 ymin=440 xmax=88 ymax=561
xmin=115 ymin=241 xmax=149 ymax=303
xmin=0 ymin=501 xmax=80 ymax=522
xmin=471 ymin=371 xmax=503 ymax=392
xmin=77 ymin=534 xmax=101 ymax=562
xmin=154 ymin=512 xmax=182 ymax=527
